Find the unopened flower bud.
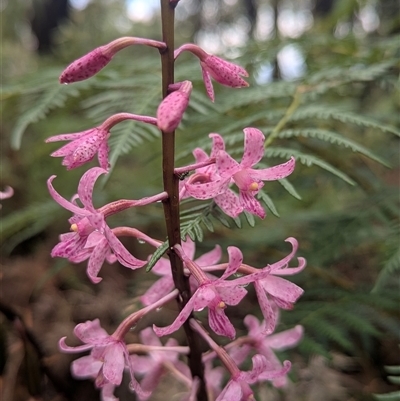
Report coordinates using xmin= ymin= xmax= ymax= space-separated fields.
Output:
xmin=157 ymin=81 xmax=192 ymax=133
xmin=60 ymin=37 xmax=166 ymax=84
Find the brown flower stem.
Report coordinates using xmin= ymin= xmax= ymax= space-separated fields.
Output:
xmin=160 ymin=0 xmax=207 ymax=399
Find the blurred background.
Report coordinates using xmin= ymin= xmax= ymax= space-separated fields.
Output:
xmin=1 ymin=0 xmax=399 ymax=400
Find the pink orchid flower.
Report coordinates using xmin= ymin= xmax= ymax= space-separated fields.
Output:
xmin=180 ymin=133 xmax=243 ymax=217
xmin=59 ymin=319 xmax=146 ymax=399
xmin=140 ymin=237 xmax=221 ymax=306
xmin=215 ymin=355 xmax=290 ymax=401
xmin=250 ymin=237 xmax=306 ymax=334
xmin=153 ymin=247 xmax=269 ymax=340
xmin=185 ymin=128 xmax=296 ymax=218
xmin=46 ymin=126 xmax=111 ymax=170
xmin=174 ymin=44 xmax=249 ymax=102
xmin=131 ymin=327 xmax=191 ymax=401
xmin=46 ymin=113 xmax=157 ymax=170
xmin=48 ymin=167 xmax=146 ymax=283
xmin=241 ymin=315 xmax=303 ymax=388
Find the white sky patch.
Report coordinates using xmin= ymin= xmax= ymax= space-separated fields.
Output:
xmin=127 ymin=0 xmax=159 ymax=22
xmin=70 ymin=0 xmax=91 ymax=11
xmin=359 ymin=5 xmax=380 ymax=32
xmin=278 ymin=8 xmax=313 ymax=38
xmin=278 ymin=44 xmax=306 ymax=80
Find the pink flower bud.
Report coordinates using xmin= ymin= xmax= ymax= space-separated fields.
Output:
xmin=59 ymin=37 xmax=166 ymax=84
xmin=59 ymin=47 xmax=113 ymax=84
xmin=157 ymin=80 xmax=192 ymax=133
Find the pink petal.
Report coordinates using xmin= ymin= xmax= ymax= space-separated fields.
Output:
xmin=266 ymin=325 xmax=304 ymax=350
xmin=51 ymin=232 xmax=86 ymax=258
xmin=58 ymin=337 xmax=94 ymax=353
xmin=220 ymin=246 xmax=243 ymax=280
xmin=214 ymin=190 xmax=243 ymax=218
xmin=47 ymin=175 xmax=90 ymax=216
xmin=209 ymin=133 xmax=226 ymax=156
xmin=152 ymin=257 xmax=173 ymax=276
xmin=140 ymin=276 xmax=174 ymax=306
xmin=102 ymin=342 xmax=125 ymax=385
xmin=139 ymin=327 xmax=162 ymax=347
xmin=46 ymin=130 xmax=89 ymax=143
xmin=181 ymin=236 xmax=196 ymax=260
xmin=216 ymin=380 xmax=242 ymax=401
xmin=50 ymin=140 xmax=80 ymax=157
xmin=73 ymin=319 xmax=110 ymax=344
xmin=254 ymin=282 xmax=277 ymax=335
xmin=262 ymin=275 xmax=304 ymax=304
xmin=216 ymin=151 xmax=241 ymax=179
xmin=239 ymin=190 xmax=265 ymax=219
xmin=138 ymin=365 xmax=163 ymax=398
xmin=201 ymin=67 xmax=215 ymax=102
xmin=208 ymin=306 xmax=236 ymax=339
xmin=193 ymin=286 xmax=217 ymax=311
xmin=192 ymin=148 xmax=209 ymax=163
xmin=240 ymin=128 xmax=265 ymax=168
xmin=153 ymin=294 xmax=197 ymax=337
xmin=184 ymin=177 xmax=229 ymax=200
xmin=100 ymin=383 xmax=119 ymax=401
xmin=217 ymin=286 xmax=247 ymax=306
xmin=103 ymin=225 xmax=146 ymax=269
xmin=77 ymin=167 xmax=108 ymax=211
xmin=243 ymin=314 xmax=262 ymax=337
xmin=202 ymin=56 xmax=249 ymax=88
xmin=250 ymin=157 xmax=295 ymax=181
xmin=195 ymin=245 xmax=222 ymax=266
xmin=258 ymin=360 xmax=292 ymax=383
xmin=71 ymin=355 xmax=102 ymax=378
xmin=0 ymin=186 xmax=13 ymax=199
xmin=87 ymin=239 xmax=110 ymax=283
xmin=242 ymin=354 xmax=269 ymax=383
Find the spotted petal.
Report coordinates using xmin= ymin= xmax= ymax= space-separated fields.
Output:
xmin=251 ymin=157 xmax=295 ymax=181
xmin=240 ymin=128 xmax=266 ymax=168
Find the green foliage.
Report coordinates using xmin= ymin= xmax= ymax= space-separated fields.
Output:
xmin=374 ymin=360 xmax=400 ymax=401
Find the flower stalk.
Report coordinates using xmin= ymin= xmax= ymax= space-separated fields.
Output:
xmin=159 ymin=0 xmax=207 ymax=399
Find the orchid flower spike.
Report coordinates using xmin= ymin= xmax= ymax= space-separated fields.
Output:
xmin=60 ymin=37 xmax=166 ymax=84
xmin=46 ymin=113 xmax=157 ymax=170
xmin=174 ymin=44 xmax=249 ymax=101
xmin=157 ymin=80 xmax=192 ymax=133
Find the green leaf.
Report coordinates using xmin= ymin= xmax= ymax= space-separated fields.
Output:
xmin=145 ymin=241 xmax=169 ymax=272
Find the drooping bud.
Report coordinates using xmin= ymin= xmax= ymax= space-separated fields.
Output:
xmin=174 ymin=43 xmax=248 ymax=101
xmin=157 ymin=80 xmax=192 ymax=133
xmin=59 ymin=37 xmax=166 ymax=84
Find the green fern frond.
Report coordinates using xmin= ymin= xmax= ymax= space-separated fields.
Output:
xmin=0 ymin=201 xmax=60 ymax=254
xmin=277 ymin=128 xmax=390 ymax=166
xmin=264 ymin=147 xmax=356 ymax=185
xmin=298 ymin=335 xmax=331 ymax=359
xmin=11 ymin=83 xmax=85 ymax=149
xmin=290 ymin=105 xmax=400 ymax=137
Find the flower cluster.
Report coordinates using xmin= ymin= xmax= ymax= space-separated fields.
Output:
xmin=46 ymin=5 xmax=305 ymax=401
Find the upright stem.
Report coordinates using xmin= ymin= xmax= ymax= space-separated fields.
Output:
xmin=160 ymin=1 xmax=207 ymax=399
